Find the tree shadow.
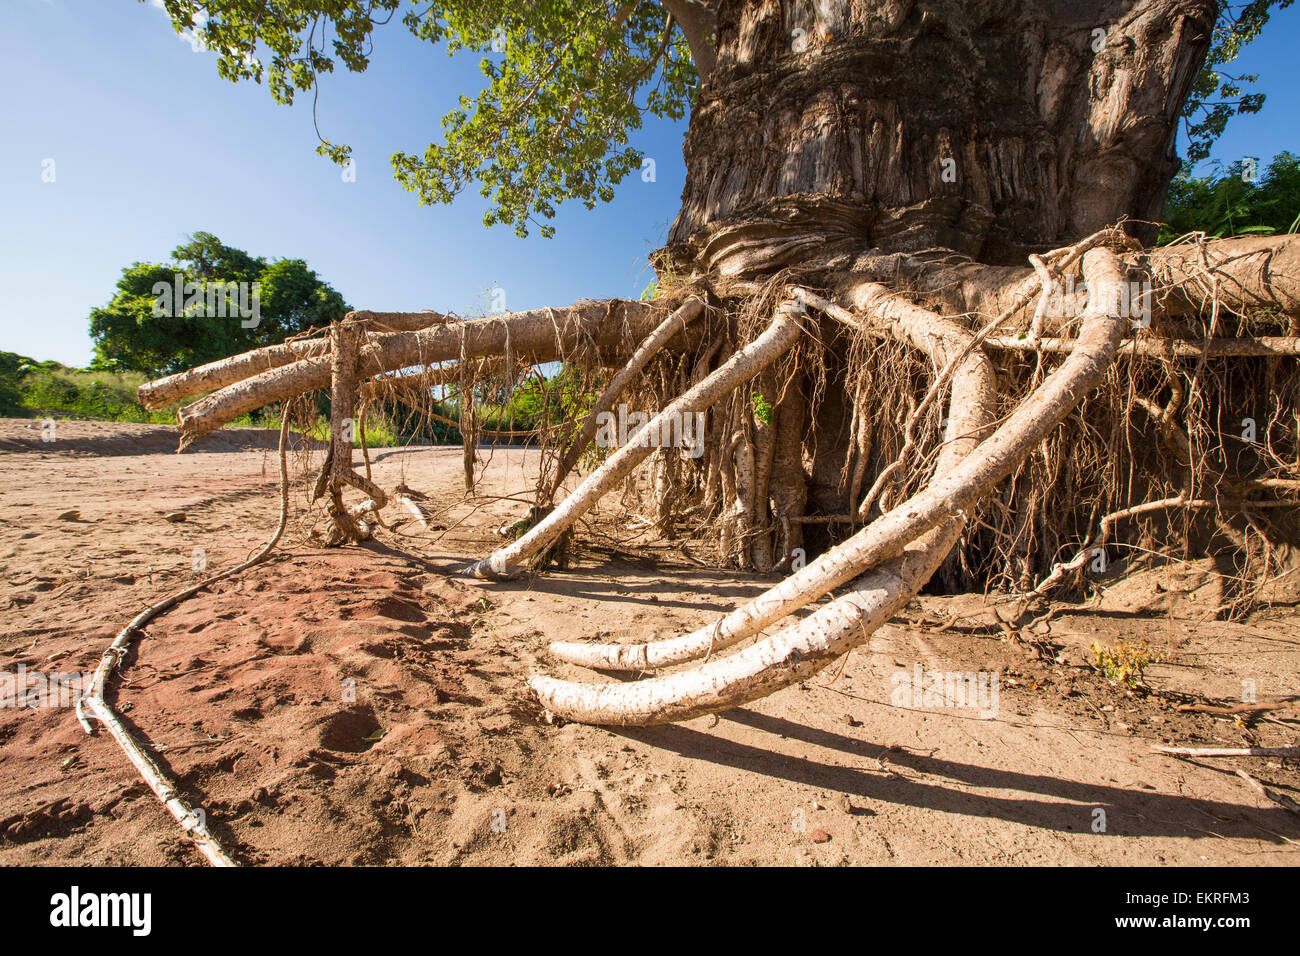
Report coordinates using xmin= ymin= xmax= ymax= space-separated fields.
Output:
xmin=459 ymin=565 xmax=775 ymax=611
xmin=612 ymin=708 xmax=1300 ymax=843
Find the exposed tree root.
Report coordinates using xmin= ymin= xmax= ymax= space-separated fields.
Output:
xmin=174 ymin=300 xmax=669 ymax=448
xmin=545 ymin=296 xmax=705 ymax=503
xmin=533 ymin=250 xmax=1128 ymax=723
xmin=985 ymin=336 xmax=1300 ymax=357
xmin=549 ymin=280 xmax=998 ymax=669
xmin=1023 ymin=493 xmax=1298 ymax=604
xmin=547 ymin=250 xmax=1126 ymax=676
xmin=359 ymin=357 xmax=506 ymax=401
xmin=75 ymin=409 xmax=294 ymax=867
xmin=138 ymin=309 xmax=452 ymax=410
xmin=533 ymin=515 xmax=970 ymax=725
xmin=134 ymin=229 xmax=1300 ymax=727
xmin=463 ymin=301 xmax=804 ymax=579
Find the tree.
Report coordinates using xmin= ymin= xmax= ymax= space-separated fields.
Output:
xmin=1159 ymin=151 xmax=1300 ymax=241
xmin=138 ymin=1 xmax=1300 ymax=727
xmin=90 ymin=232 xmax=348 ymax=375
xmin=1181 ymin=0 xmax=1294 ymax=164
xmin=146 ymin=0 xmax=1290 ymax=237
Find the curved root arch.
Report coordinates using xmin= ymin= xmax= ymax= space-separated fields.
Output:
xmin=531 ymin=250 xmax=1128 ymax=725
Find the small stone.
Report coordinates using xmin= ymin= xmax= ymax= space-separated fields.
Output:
xmin=164 ymin=512 xmax=187 ymax=523
xmin=809 ymin=828 xmax=831 ymax=843
xmin=56 ymin=509 xmax=80 ymax=521
xmin=835 ymin=794 xmax=853 ymax=814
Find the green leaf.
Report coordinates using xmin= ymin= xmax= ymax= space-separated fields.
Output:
xmin=143 ymin=0 xmax=698 ymax=238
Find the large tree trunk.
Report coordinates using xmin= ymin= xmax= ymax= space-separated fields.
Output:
xmin=665 ymin=0 xmax=1214 ymax=277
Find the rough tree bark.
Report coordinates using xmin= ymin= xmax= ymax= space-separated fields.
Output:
xmin=666 ymin=0 xmax=1215 ymax=277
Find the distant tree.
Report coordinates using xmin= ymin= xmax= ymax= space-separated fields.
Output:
xmin=89 ymin=232 xmax=348 ymax=375
xmin=1159 ymin=151 xmax=1300 ymax=242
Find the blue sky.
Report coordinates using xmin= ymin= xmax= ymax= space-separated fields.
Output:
xmin=2 ymin=0 xmax=1297 ymax=368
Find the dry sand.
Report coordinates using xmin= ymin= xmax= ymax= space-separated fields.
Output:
xmin=1 ymin=418 xmax=1298 ymax=865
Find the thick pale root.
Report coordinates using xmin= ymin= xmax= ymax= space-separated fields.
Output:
xmin=463 ymin=302 xmax=805 ymax=579
xmin=137 ymin=310 xmax=451 ymax=410
xmin=1147 ymin=235 xmax=1300 ymax=317
xmin=532 ymin=516 xmax=965 ymax=725
xmin=325 ymin=320 xmax=368 ymax=544
xmin=175 ymin=299 xmax=667 ymax=448
xmin=549 ymin=287 xmax=996 ymax=669
xmin=983 ymin=335 xmax=1300 ymax=357
xmin=534 ymin=249 xmax=1128 ymax=724
xmin=140 ymin=337 xmax=330 ymax=410
xmin=548 ymin=250 xmax=1126 ymax=673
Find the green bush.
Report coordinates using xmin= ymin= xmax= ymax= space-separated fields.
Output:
xmin=0 ymin=350 xmax=177 ymax=424
xmin=1159 ymin=151 xmax=1300 ymax=243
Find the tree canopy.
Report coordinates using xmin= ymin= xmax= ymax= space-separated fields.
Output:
xmin=89 ymin=231 xmax=348 ymax=375
xmin=145 ymin=0 xmax=1291 ymax=238
xmin=147 ymin=0 xmax=699 ymax=238
xmin=1182 ymin=0 xmax=1294 ymax=163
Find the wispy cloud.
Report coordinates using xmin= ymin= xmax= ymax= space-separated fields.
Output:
xmin=147 ymin=0 xmax=209 ymax=53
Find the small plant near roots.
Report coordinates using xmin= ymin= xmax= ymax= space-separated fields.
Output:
xmin=1091 ymin=640 xmax=1165 ymax=688
xmin=751 ymin=391 xmax=774 ymax=425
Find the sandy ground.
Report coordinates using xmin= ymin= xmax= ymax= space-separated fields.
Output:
xmin=1 ymin=417 xmax=1298 ymax=866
